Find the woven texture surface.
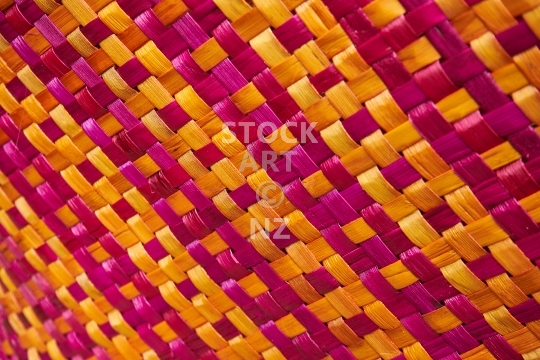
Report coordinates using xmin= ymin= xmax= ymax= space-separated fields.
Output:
xmin=0 ymin=0 xmax=540 ymax=359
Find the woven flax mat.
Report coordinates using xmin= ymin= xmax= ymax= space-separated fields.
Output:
xmin=0 ymin=0 xmax=539 ymax=359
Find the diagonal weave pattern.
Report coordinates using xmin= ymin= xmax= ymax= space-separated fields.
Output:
xmin=0 ymin=0 xmax=540 ymax=359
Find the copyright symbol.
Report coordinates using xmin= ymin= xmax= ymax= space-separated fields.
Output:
xmin=255 ymin=181 xmax=285 ymax=209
